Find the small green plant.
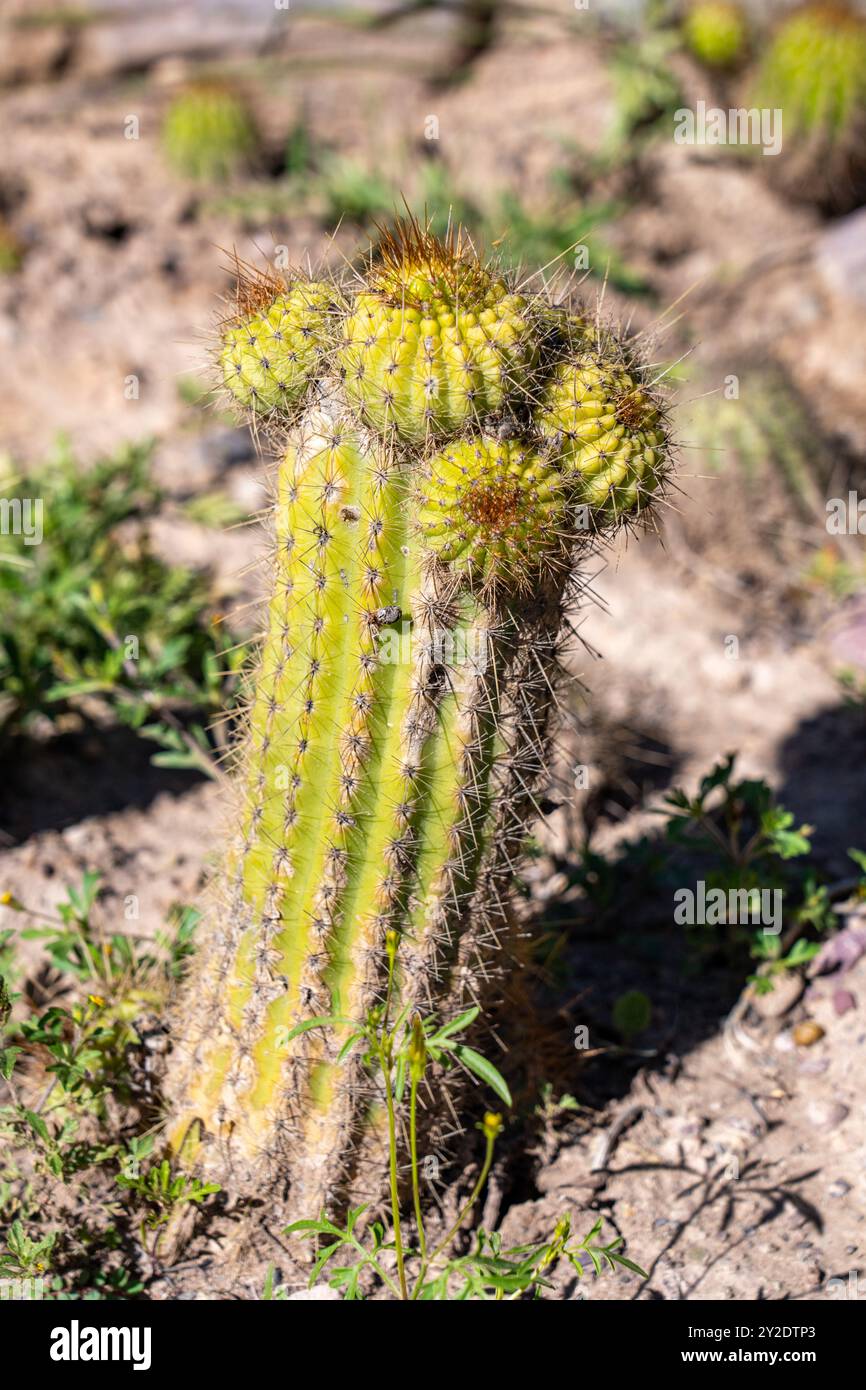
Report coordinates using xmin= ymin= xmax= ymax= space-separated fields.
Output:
xmin=838 ymin=666 xmax=866 ymax=710
xmin=534 ymin=1082 xmax=580 ymax=1124
xmin=0 ymin=1219 xmax=57 ymax=1279
xmin=0 ymin=877 xmax=198 ymax=1178
xmin=612 ymin=989 xmax=652 ymax=1042
xmin=488 ymin=188 xmax=648 ymax=295
xmin=0 ymin=441 xmax=244 ymax=772
xmin=662 ymin=754 xmax=850 ymax=985
xmin=284 ymin=955 xmax=644 ymax=1299
xmin=162 ymin=84 xmax=259 ymax=183
xmin=0 ymin=882 xmax=208 ymax=1296
xmin=684 ymin=362 xmax=836 ymax=530
xmin=607 ymin=33 xmax=685 ymax=150
xmin=116 ymin=1159 xmax=219 ymax=1260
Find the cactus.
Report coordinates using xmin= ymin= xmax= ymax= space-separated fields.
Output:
xmin=751 ymin=2 xmax=866 ymax=212
xmin=339 ymin=226 xmax=537 ymax=441
xmin=684 ymin=361 xmax=834 ymax=523
xmin=537 ymin=355 xmax=667 ymax=523
xmin=165 ymin=220 xmax=672 ymax=1223
xmin=220 ymin=267 xmax=334 ymax=413
xmin=162 ymin=84 xmax=259 ymax=183
xmin=683 ymin=2 xmax=747 ymax=70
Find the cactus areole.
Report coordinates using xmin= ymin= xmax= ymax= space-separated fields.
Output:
xmin=166 ymin=221 xmax=671 ymax=1220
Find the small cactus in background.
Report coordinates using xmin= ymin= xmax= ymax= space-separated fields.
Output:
xmin=162 ymin=84 xmax=259 ymax=183
xmin=683 ymin=2 xmax=747 ymax=70
xmin=165 ymin=219 xmax=672 ymax=1224
xmin=751 ymin=2 xmax=866 ymax=212
xmin=684 ymin=360 xmax=835 ymax=523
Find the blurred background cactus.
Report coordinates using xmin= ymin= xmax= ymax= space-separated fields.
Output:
xmin=751 ymin=1 xmax=866 ymax=211
xmin=162 ymin=83 xmax=260 ymax=183
xmin=682 ymin=1 xmax=748 ymax=69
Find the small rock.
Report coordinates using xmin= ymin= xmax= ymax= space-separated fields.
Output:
xmin=798 ymin=1056 xmax=830 ymax=1075
xmin=809 ymin=924 xmax=866 ymax=978
xmin=793 ymin=1020 xmax=825 ymax=1047
xmin=828 ymin=1180 xmax=852 ymax=1199
xmin=817 ymin=208 xmax=866 ymax=304
xmin=807 ymin=1099 xmax=849 ymax=1130
xmin=833 ymin=989 xmax=857 ymax=1017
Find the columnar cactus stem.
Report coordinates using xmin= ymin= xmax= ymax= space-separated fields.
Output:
xmin=166 ymin=220 xmax=671 ymax=1220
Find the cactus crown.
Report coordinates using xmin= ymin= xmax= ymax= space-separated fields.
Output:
xmin=369 ymin=215 xmax=491 ymax=305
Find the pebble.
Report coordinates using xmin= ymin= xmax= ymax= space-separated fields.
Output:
xmin=817 ymin=207 xmax=866 ymax=304
xmin=798 ymin=1056 xmax=830 ymax=1076
xmin=833 ymin=990 xmax=857 ymax=1017
xmin=828 ymin=1180 xmax=852 ymax=1199
xmin=807 ymin=1099 xmax=849 ymax=1130
xmin=793 ymin=1020 xmax=825 ymax=1047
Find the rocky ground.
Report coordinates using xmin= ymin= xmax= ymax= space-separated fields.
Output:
xmin=1 ymin=0 xmax=866 ymax=1300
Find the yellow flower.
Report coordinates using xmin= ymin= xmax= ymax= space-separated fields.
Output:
xmin=482 ymin=1111 xmax=503 ymax=1142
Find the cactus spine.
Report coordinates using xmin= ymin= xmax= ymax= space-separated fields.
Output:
xmin=166 ymin=222 xmax=671 ymax=1220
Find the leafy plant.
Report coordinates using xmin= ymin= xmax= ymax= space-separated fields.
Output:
xmin=0 ymin=1219 xmax=57 ymax=1279
xmin=0 ymin=440 xmax=245 ymax=773
xmin=282 ymin=932 xmax=644 ymax=1300
xmin=0 ymin=877 xmax=198 ymax=1180
xmin=662 ymin=754 xmax=849 ymax=983
xmin=115 ymin=1159 xmax=219 ymax=1259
